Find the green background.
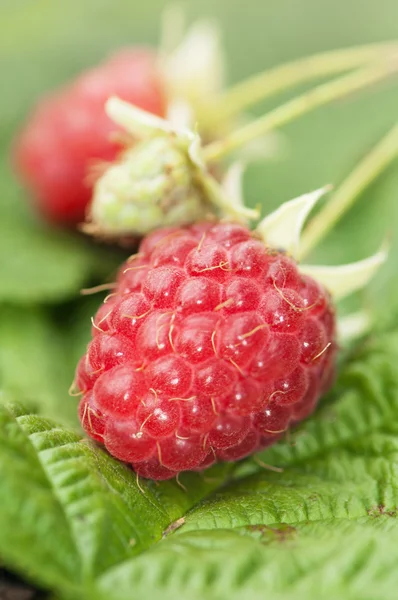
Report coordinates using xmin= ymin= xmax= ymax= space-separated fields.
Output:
xmin=1 ymin=1 xmax=398 ymax=599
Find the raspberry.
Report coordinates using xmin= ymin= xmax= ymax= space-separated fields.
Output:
xmin=14 ymin=49 xmax=166 ymax=225
xmin=87 ymin=97 xmax=260 ymax=237
xmin=77 ymin=221 xmax=337 ymax=479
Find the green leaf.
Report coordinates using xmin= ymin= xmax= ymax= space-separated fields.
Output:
xmin=0 ymin=306 xmax=78 ymax=425
xmin=0 ymin=157 xmax=124 ymax=304
xmin=0 ymin=404 xmax=231 ymax=598
xmin=98 ymin=519 xmax=398 ymax=600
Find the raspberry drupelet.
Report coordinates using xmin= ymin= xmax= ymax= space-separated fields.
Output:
xmin=76 ymin=220 xmax=337 ymax=480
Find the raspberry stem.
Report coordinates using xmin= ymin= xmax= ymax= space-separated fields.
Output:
xmin=205 ymin=41 xmax=398 ymax=123
xmin=203 ymin=59 xmax=398 ymax=162
xmin=299 ymin=121 xmax=398 ymax=259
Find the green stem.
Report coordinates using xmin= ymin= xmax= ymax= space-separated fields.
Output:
xmin=203 ymin=60 xmax=398 ymax=163
xmin=205 ymin=41 xmax=398 ymax=123
xmin=298 ymin=121 xmax=398 ymax=259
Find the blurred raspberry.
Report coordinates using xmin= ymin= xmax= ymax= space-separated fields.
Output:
xmin=13 ymin=48 xmax=166 ymax=225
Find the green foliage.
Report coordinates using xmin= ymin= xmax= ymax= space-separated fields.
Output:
xmin=0 ymin=404 xmax=232 ymax=598
xmin=0 ymin=166 xmax=122 ymax=304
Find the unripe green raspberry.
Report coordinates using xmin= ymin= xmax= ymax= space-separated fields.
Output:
xmin=90 ymin=136 xmax=207 ymax=235
xmin=86 ymin=97 xmax=258 ymax=237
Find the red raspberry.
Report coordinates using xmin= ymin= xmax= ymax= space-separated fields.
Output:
xmin=76 ymin=222 xmax=337 ymax=479
xmin=14 ymin=49 xmax=166 ymax=225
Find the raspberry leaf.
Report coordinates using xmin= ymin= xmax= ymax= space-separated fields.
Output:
xmin=0 ymin=403 xmax=171 ymax=593
xmin=0 ymin=307 xmax=76 ymax=425
xmin=0 ymin=166 xmax=123 ymax=303
xmin=98 ymin=519 xmax=398 ymax=600
xmin=0 ymin=210 xmax=121 ymax=304
xmin=0 ymin=403 xmax=231 ymax=597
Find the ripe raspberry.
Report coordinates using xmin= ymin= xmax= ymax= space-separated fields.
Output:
xmin=14 ymin=49 xmax=166 ymax=225
xmin=76 ymin=221 xmax=337 ymax=480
